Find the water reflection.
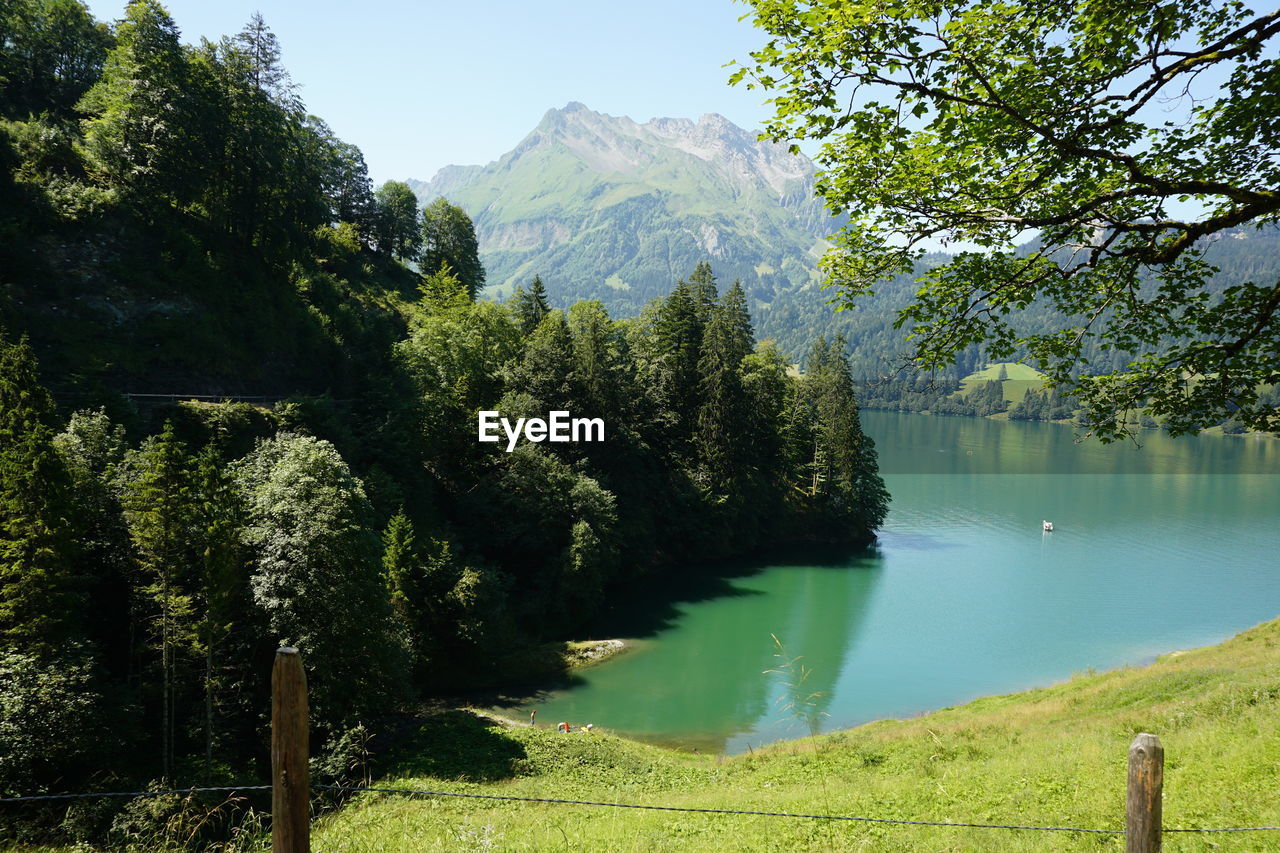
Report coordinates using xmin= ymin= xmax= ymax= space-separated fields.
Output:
xmin=730 ymin=548 xmax=881 ymax=752
xmin=868 ymin=411 xmax=1280 ymax=475
xmin=500 ymin=545 xmax=885 ymax=753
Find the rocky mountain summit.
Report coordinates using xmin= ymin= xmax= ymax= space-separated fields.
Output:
xmin=408 ymin=103 xmax=841 ymax=328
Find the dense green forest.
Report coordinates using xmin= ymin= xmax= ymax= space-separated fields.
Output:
xmin=0 ymin=1 xmax=887 ymax=845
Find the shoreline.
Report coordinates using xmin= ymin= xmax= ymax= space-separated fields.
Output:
xmin=465 ymin=618 xmax=1274 ymax=757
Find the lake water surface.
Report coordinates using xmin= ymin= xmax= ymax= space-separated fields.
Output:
xmin=503 ymin=412 xmax=1280 ymax=754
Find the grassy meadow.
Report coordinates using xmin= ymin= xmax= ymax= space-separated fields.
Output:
xmin=312 ymin=617 xmax=1280 ymax=852
xmin=960 ymin=362 xmax=1048 ymax=405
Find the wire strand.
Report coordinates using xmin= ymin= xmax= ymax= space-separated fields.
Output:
xmin=0 ymin=786 xmax=270 ymax=804
xmin=315 ymin=784 xmax=1122 ymax=834
xmin=4 ymin=783 xmax=1277 ymax=834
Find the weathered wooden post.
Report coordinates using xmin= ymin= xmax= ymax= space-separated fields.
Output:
xmin=272 ymin=647 xmax=310 ymax=853
xmin=1126 ymin=732 xmax=1163 ymax=853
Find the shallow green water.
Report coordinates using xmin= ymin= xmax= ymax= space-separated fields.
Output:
xmin=506 ymin=413 xmax=1280 ymax=754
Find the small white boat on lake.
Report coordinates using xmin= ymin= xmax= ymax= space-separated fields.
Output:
xmin=1043 ymin=520 xmax=1054 ymax=532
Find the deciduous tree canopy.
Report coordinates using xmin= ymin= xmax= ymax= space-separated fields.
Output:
xmin=733 ymin=0 xmax=1280 ymax=440
xmin=420 ymin=196 xmax=485 ymax=299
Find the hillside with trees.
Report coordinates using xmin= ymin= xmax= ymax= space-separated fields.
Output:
xmin=0 ymin=2 xmax=888 ymax=846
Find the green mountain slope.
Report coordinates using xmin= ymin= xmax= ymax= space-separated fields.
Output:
xmin=408 ymin=102 xmax=838 ymax=326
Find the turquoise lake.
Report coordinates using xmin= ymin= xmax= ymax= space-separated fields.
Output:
xmin=502 ymin=412 xmax=1280 ymax=754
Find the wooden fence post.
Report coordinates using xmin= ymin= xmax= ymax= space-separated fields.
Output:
xmin=1126 ymin=732 xmax=1163 ymax=853
xmin=272 ymin=647 xmax=310 ymax=853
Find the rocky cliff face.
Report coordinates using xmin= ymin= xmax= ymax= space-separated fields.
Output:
xmin=407 ymin=103 xmax=840 ymax=327
xmin=527 ymin=102 xmax=813 ymax=200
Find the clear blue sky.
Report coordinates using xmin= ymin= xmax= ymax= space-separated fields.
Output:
xmin=85 ymin=0 xmax=776 ymax=185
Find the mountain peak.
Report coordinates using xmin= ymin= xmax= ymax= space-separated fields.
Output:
xmin=518 ymin=104 xmax=808 ymax=194
xmin=427 ymin=102 xmax=821 ymax=207
xmin=537 ymin=100 xmax=606 ymax=133
xmin=408 ymin=103 xmax=837 ymax=328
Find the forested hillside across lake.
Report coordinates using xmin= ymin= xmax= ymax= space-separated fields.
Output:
xmin=857 ymin=357 xmax=1280 ymax=434
xmin=0 ymin=2 xmax=888 ymax=847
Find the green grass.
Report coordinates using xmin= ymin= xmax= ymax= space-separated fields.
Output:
xmin=959 ymin=363 xmax=1048 ymax=404
xmin=964 ymin=362 xmax=1048 ymax=382
xmin=313 ymin=618 xmax=1280 ymax=851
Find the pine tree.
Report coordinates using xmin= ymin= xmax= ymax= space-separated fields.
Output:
xmin=509 ymin=310 xmax=577 ymax=412
xmin=192 ymin=16 xmax=327 ymax=253
xmin=0 ymin=332 xmax=80 ymax=655
xmin=512 ymin=275 xmax=551 ymax=334
xmin=1048 ymin=388 xmax=1077 ymax=420
xmin=567 ymin=300 xmax=627 ymax=419
xmin=653 ymin=280 xmax=704 ymax=443
xmin=973 ymin=380 xmax=1007 ymax=416
xmin=381 ymin=509 xmax=417 ymax=632
xmin=233 ymin=11 xmax=296 ymax=107
xmin=1032 ymin=389 xmax=1049 ymax=420
xmin=120 ymin=421 xmax=198 ymax=782
xmin=1010 ymin=388 xmax=1047 ymax=421
xmin=192 ymin=444 xmax=245 ymax=782
xmin=850 ymin=421 xmax=890 ymax=534
xmin=697 ymin=291 xmax=752 ymax=483
xmin=781 ymin=372 xmax=820 ymax=496
xmin=686 ymin=261 xmax=719 ymax=324
xmin=805 ymin=337 xmax=846 ymax=498
xmin=720 ymin=281 xmax=754 ymax=365
xmin=798 ymin=336 xmax=888 ymax=533
xmin=740 ymin=340 xmax=789 ymax=485
xmin=53 ymin=408 xmax=132 ymax=675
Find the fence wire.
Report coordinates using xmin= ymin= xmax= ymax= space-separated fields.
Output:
xmin=2 ymin=783 xmax=1277 ymax=835
xmin=0 ymin=786 xmax=270 ymax=804
xmin=316 ymin=783 xmax=1280 ymax=835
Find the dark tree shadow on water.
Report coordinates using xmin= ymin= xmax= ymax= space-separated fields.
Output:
xmin=386 ymin=710 xmax=526 ymax=783
xmin=459 ymin=541 xmax=884 ymax=710
xmin=589 ymin=540 xmax=883 ymax=641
